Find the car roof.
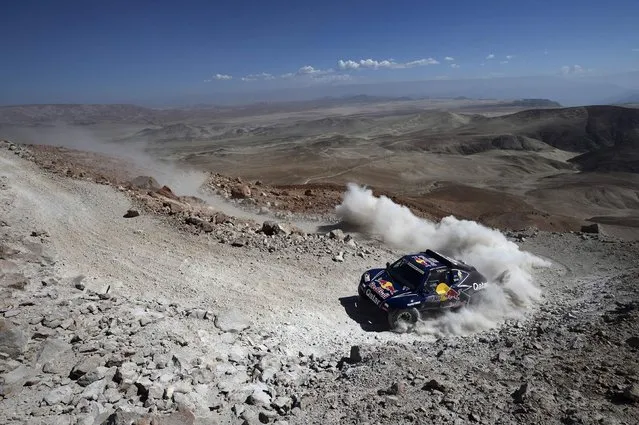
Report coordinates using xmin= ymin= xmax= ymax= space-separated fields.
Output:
xmin=403 ymin=253 xmax=445 ymax=273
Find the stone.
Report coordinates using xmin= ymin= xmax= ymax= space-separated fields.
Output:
xmin=332 ymin=252 xmax=345 ymax=262
xmin=626 ymin=336 xmax=639 ymax=348
xmin=114 ymin=362 xmax=139 ymax=387
xmin=37 ymin=337 xmax=72 ymax=368
xmin=129 ymin=176 xmax=160 ymax=190
xmin=422 ymin=379 xmax=446 ymax=393
xmin=512 ymin=382 xmax=528 ymax=404
xmin=185 ymin=216 xmax=214 ymax=232
xmin=248 ymin=389 xmax=272 ymax=407
xmin=349 ymin=345 xmax=362 ymax=364
xmin=261 ymin=221 xmax=290 ymax=236
xmin=620 ymin=384 xmax=639 ymax=403
xmin=581 ymin=223 xmax=599 ymax=234
xmin=44 ymin=385 xmax=74 ymax=405
xmin=81 ymin=379 xmax=107 ymax=400
xmin=214 ymin=309 xmax=250 ymax=333
xmin=0 ymin=318 xmax=28 ymax=358
xmin=70 ymin=356 xmax=103 ymax=381
xmin=2 ymin=272 xmax=28 ymax=289
xmin=123 ymin=209 xmax=140 ymax=218
xmin=231 ymin=185 xmax=251 ymax=199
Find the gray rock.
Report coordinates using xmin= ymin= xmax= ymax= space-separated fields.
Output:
xmin=78 ymin=366 xmax=114 ymax=387
xmin=248 ymin=389 xmax=272 ymax=406
xmin=114 ymin=362 xmax=139 ymax=387
xmin=581 ymin=223 xmax=599 ymax=234
xmin=70 ymin=356 xmax=103 ymax=381
xmin=0 ymin=318 xmax=28 ymax=358
xmin=81 ymin=379 xmax=107 ymax=400
xmin=626 ymin=336 xmax=639 ymax=348
xmin=123 ymin=209 xmax=140 ymax=218
xmin=214 ymin=309 xmax=250 ymax=333
xmin=422 ymin=379 xmax=446 ymax=393
xmin=36 ymin=338 xmax=72 ymax=366
xmin=329 ymin=229 xmax=345 ymax=240
xmin=1 ymin=364 xmax=35 ymax=396
xmin=262 ymin=221 xmax=290 ymax=236
xmin=44 ymin=385 xmax=74 ymax=405
xmin=621 ymin=384 xmax=639 ymax=403
xmin=332 ymin=251 xmax=345 ymax=262
xmin=511 ymin=382 xmax=528 ymax=404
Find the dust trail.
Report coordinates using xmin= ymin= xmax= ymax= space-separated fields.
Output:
xmin=335 ymin=183 xmax=549 ymax=336
xmin=2 ymin=125 xmax=318 ymax=231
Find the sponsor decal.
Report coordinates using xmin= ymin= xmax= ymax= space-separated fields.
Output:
xmin=365 ymin=288 xmax=381 ymax=306
xmin=435 ymin=282 xmax=459 ymax=301
xmin=446 ymin=287 xmax=460 ymax=300
xmin=473 ymin=282 xmax=486 ymax=291
xmin=378 ymin=279 xmax=396 ymax=294
xmin=369 ymin=279 xmax=399 ymax=299
xmin=425 ymin=294 xmax=441 ymax=303
xmin=413 ymin=255 xmax=438 ymax=268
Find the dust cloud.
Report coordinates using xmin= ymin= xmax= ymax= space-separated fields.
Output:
xmin=335 ymin=183 xmax=549 ymax=336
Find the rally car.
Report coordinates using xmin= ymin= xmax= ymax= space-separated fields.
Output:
xmin=357 ymin=249 xmax=488 ymax=331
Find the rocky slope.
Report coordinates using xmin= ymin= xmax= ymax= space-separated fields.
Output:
xmin=1 ymin=142 xmax=638 ymax=425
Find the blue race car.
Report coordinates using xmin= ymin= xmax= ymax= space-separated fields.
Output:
xmin=357 ymin=249 xmax=488 ymax=331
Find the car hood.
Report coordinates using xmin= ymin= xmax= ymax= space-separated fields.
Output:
xmin=365 ymin=270 xmax=412 ymax=300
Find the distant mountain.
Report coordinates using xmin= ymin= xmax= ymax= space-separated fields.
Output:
xmin=612 ymin=92 xmax=639 ymax=105
xmin=0 ymin=104 xmax=159 ymax=126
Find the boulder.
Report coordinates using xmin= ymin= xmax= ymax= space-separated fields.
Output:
xmin=0 ymin=318 xmax=28 ymax=358
xmin=231 ymin=185 xmax=251 ymax=199
xmin=123 ymin=209 xmax=140 ymax=218
xmin=129 ymin=176 xmax=160 ymax=190
xmin=214 ymin=310 xmax=250 ymax=333
xmin=156 ymin=185 xmax=179 ymax=200
xmin=581 ymin=223 xmax=599 ymax=234
xmin=262 ymin=221 xmax=289 ymax=236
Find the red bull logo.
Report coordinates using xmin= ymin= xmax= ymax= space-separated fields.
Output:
xmin=413 ymin=256 xmax=428 ymax=266
xmin=378 ymin=279 xmax=396 ymax=295
xmin=446 ymin=288 xmax=459 ymax=300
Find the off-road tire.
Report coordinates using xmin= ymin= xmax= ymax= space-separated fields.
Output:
xmin=388 ymin=308 xmax=419 ymax=332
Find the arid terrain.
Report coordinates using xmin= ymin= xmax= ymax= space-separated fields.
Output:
xmin=1 ymin=99 xmax=639 ymax=425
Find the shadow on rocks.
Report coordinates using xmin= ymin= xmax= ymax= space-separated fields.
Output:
xmin=339 ymin=295 xmax=389 ymax=332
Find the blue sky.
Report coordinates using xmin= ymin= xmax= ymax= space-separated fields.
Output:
xmin=1 ymin=0 xmax=638 ymax=104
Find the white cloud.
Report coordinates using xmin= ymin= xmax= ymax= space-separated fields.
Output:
xmin=241 ymin=72 xmax=275 ymax=81
xmin=561 ymin=64 xmax=585 ymax=75
xmin=633 ymin=48 xmax=639 ymax=52
xmin=214 ymin=74 xmax=232 ymax=80
xmin=450 ymin=63 xmax=460 ymax=69
xmin=543 ymin=49 xmax=549 ymax=55
xmin=506 ymin=55 xmax=514 ymax=59
xmin=296 ymin=65 xmax=321 ymax=75
xmin=337 ymin=57 xmax=439 ymax=70
xmin=444 ymin=56 xmax=455 ymax=61
xmin=337 ymin=59 xmax=360 ymax=70
xmin=500 ymin=60 xmax=509 ymax=64
xmin=486 ymin=54 xmax=495 ymax=60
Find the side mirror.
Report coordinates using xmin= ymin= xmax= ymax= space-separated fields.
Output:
xmin=386 ymin=262 xmax=390 ymax=268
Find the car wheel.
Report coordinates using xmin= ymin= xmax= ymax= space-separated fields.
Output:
xmin=388 ymin=308 xmax=419 ymax=332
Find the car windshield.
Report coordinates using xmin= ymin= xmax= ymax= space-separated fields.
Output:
xmin=387 ymin=259 xmax=424 ymax=290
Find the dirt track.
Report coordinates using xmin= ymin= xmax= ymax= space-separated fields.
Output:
xmin=0 ymin=148 xmax=415 ymax=355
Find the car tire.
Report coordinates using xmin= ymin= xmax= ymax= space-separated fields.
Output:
xmin=388 ymin=308 xmax=419 ymax=332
